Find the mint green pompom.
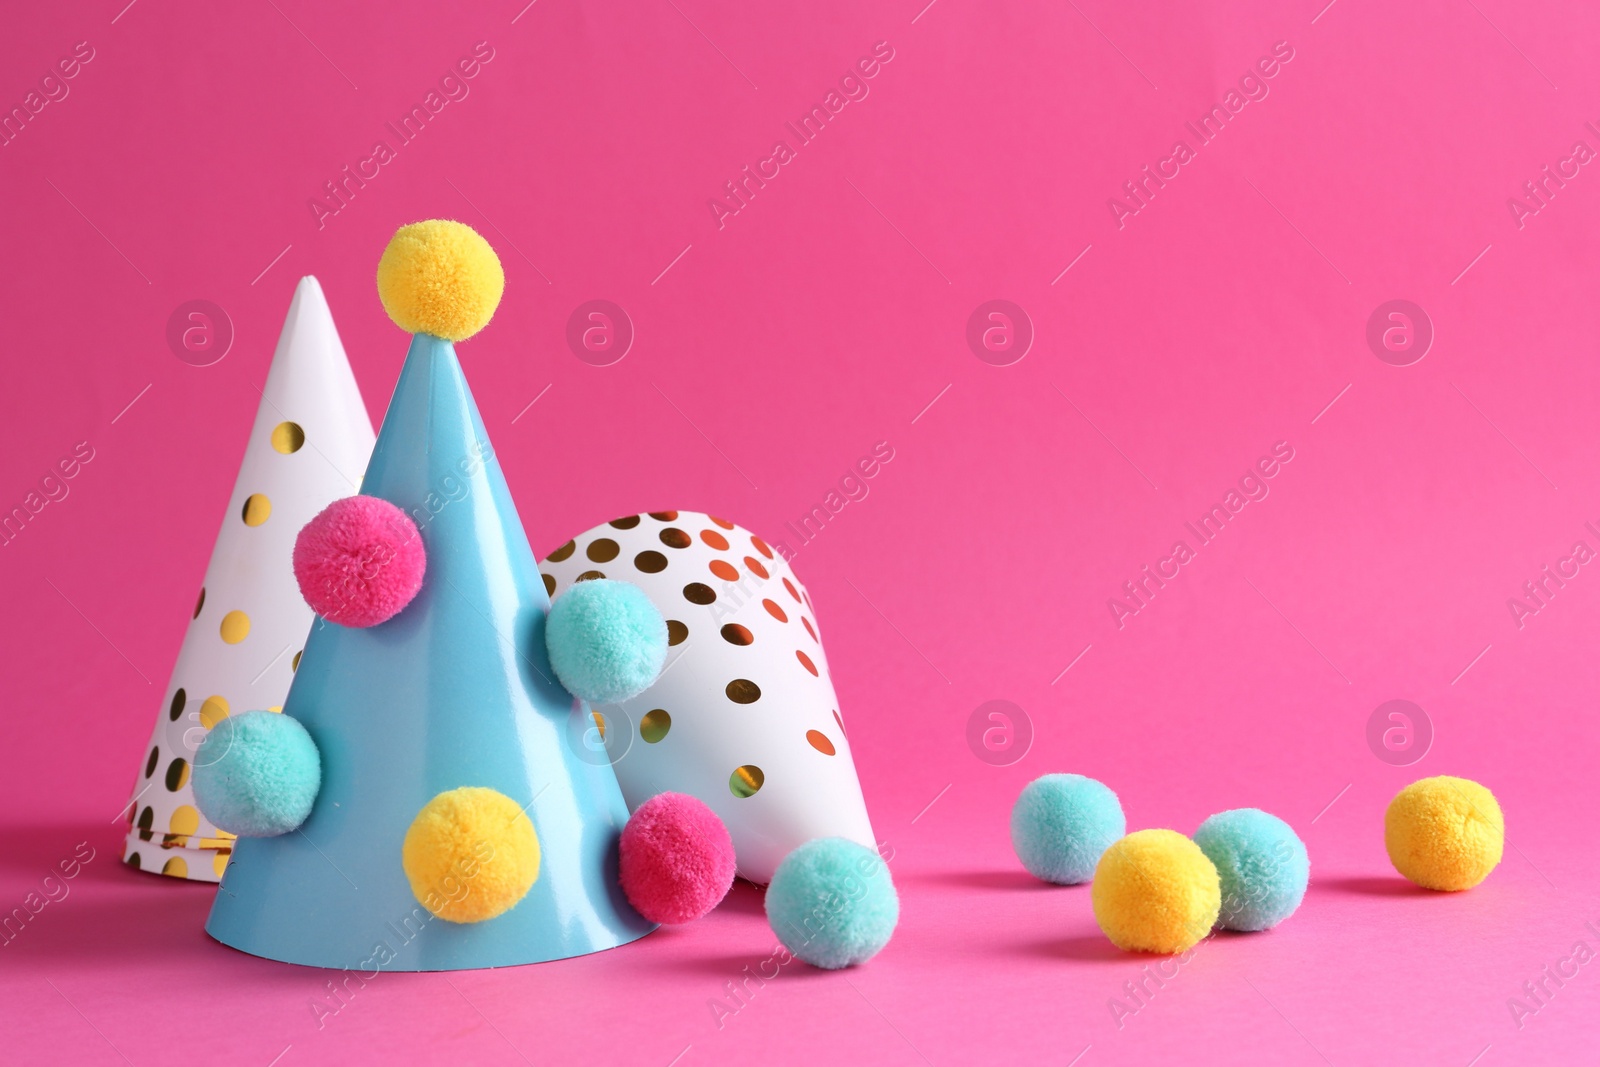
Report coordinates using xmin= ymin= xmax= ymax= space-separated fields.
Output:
xmin=1011 ymin=773 xmax=1125 ymax=885
xmin=192 ymin=711 xmax=321 ymax=836
xmin=545 ymin=579 xmax=667 ymax=704
xmin=766 ymin=838 xmax=898 ymax=969
xmin=1195 ymin=808 xmax=1309 ymax=931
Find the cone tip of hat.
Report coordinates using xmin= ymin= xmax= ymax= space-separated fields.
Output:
xmin=376 ymin=220 xmax=504 ymax=343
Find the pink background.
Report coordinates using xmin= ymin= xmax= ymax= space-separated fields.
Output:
xmin=3 ymin=0 xmax=1598 ymax=1063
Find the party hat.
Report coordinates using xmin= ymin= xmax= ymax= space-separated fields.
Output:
xmin=123 ymin=277 xmax=375 ymax=882
xmin=202 ymin=221 xmax=653 ymax=969
xmin=540 ymin=512 xmax=877 ymax=883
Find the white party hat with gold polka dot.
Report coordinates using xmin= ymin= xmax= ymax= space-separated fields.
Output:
xmin=200 ymin=221 xmax=656 ymax=970
xmin=123 ymin=277 xmax=376 ymax=882
xmin=540 ymin=513 xmax=877 ymax=883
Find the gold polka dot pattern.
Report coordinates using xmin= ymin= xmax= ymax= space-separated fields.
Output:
xmin=241 ymin=493 xmax=272 ymax=526
xmin=219 ymin=610 xmax=250 ymax=644
xmin=535 ymin=509 xmax=861 ymax=876
xmin=165 ymin=758 xmax=190 ymax=792
xmin=199 ymin=696 xmax=230 ymax=729
xmin=640 ymin=710 xmax=672 ymax=743
xmin=729 ymin=765 xmax=764 ymax=797
xmin=806 ymin=730 xmax=836 ymax=756
xmin=126 ymin=349 xmax=379 ymax=884
xmin=270 ymin=421 xmax=305 ymax=453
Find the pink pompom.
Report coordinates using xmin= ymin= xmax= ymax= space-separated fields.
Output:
xmin=293 ymin=496 xmax=425 ymax=627
xmin=620 ymin=792 xmax=736 ymax=924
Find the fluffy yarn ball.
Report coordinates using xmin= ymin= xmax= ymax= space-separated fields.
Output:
xmin=191 ymin=711 xmax=321 ymax=837
xmin=545 ymin=579 xmax=668 ymax=704
xmin=376 ymin=220 xmax=504 ymax=341
xmin=766 ymin=838 xmax=899 ymax=969
xmin=619 ymin=792 xmax=736 ymax=923
xmin=1385 ymin=775 xmax=1503 ymax=891
xmin=1092 ymin=829 xmax=1221 ymax=954
xmin=293 ymin=495 xmax=426 ymax=627
xmin=1010 ymin=773 xmax=1126 ymax=885
xmin=402 ymin=787 xmax=540 ymax=923
xmin=1194 ymin=808 xmax=1310 ymax=931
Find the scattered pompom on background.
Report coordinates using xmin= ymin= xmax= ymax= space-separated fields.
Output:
xmin=402 ymin=787 xmax=540 ymax=923
xmin=1385 ymin=775 xmax=1503 ymax=891
xmin=766 ymin=837 xmax=898 ymax=969
xmin=1194 ymin=808 xmax=1309 ymax=931
xmin=192 ymin=711 xmax=322 ymax=837
xmin=619 ymin=792 xmax=736 ymax=924
xmin=376 ymin=219 xmax=504 ymax=341
xmin=293 ymin=495 xmax=425 ymax=627
xmin=545 ymin=579 xmax=667 ymax=705
xmin=1010 ymin=773 xmax=1125 ymax=885
xmin=1092 ymin=829 xmax=1220 ymax=954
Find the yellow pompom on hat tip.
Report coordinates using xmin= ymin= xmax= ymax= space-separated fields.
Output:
xmin=376 ymin=219 xmax=505 ymax=342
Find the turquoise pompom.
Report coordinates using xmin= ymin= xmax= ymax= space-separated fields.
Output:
xmin=766 ymin=838 xmax=898 ymax=969
xmin=192 ymin=711 xmax=322 ymax=837
xmin=1194 ymin=808 xmax=1309 ymax=931
xmin=544 ymin=579 xmax=667 ymax=705
xmin=1010 ymin=773 xmax=1125 ymax=885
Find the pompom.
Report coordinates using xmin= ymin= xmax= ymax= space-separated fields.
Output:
xmin=192 ymin=711 xmax=321 ymax=837
xmin=402 ymin=787 xmax=540 ymax=923
xmin=1091 ymin=829 xmax=1220 ymax=954
xmin=1010 ymin=773 xmax=1125 ymax=885
xmin=766 ymin=838 xmax=898 ymax=969
xmin=376 ymin=220 xmax=504 ymax=341
xmin=293 ymin=495 xmax=425 ymax=627
xmin=1194 ymin=808 xmax=1309 ymax=931
xmin=619 ymin=793 xmax=736 ymax=923
xmin=1385 ymin=775 xmax=1503 ymax=891
xmin=545 ymin=579 xmax=667 ymax=704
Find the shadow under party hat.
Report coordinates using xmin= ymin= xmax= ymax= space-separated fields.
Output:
xmin=124 ymin=277 xmax=374 ymax=883
xmin=204 ymin=222 xmax=653 ymax=969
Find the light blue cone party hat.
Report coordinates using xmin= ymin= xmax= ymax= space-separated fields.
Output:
xmin=204 ymin=222 xmax=654 ymax=969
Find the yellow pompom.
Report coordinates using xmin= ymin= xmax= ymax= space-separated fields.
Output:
xmin=1385 ymin=775 xmax=1503 ymax=891
xmin=401 ymin=786 xmax=539 ymax=923
xmin=376 ymin=220 xmax=505 ymax=341
xmin=1092 ymin=829 xmax=1220 ymax=954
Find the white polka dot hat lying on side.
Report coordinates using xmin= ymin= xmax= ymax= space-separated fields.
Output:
xmin=123 ymin=278 xmax=376 ymax=882
xmin=540 ymin=512 xmax=877 ymax=883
